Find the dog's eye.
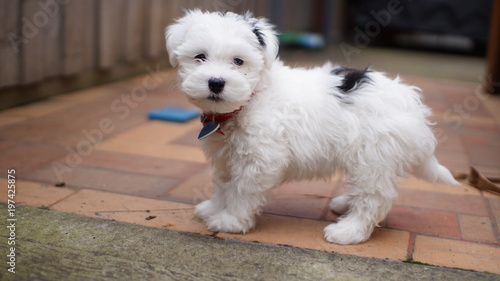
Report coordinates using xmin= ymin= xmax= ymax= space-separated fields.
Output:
xmin=194 ymin=54 xmax=206 ymax=62
xmin=233 ymin=58 xmax=244 ymax=66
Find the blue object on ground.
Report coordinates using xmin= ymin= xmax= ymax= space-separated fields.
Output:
xmin=279 ymin=32 xmax=325 ymax=49
xmin=148 ymin=107 xmax=200 ymax=123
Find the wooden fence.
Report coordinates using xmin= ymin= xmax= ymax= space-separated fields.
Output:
xmin=0 ymin=0 xmax=335 ymax=109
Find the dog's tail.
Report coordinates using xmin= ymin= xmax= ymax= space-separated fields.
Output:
xmin=413 ymin=155 xmax=460 ymax=186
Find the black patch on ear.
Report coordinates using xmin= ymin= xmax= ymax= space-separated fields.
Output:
xmin=332 ymin=66 xmax=371 ymax=92
xmin=252 ymin=27 xmax=266 ymax=46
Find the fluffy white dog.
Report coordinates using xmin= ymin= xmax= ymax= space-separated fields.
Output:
xmin=166 ymin=10 xmax=459 ymax=244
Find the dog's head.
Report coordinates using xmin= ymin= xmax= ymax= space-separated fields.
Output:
xmin=166 ymin=10 xmax=278 ymax=113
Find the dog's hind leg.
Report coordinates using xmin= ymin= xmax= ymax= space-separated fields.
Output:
xmin=328 ymin=194 xmax=353 ymax=215
xmin=324 ymin=171 xmax=397 ymax=244
xmin=324 ymin=191 xmax=394 ymax=244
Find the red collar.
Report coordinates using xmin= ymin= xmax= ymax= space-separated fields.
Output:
xmin=200 ymin=107 xmax=243 ymax=135
xmin=201 ymin=106 xmax=243 ymax=124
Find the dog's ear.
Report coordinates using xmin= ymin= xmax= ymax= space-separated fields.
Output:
xmin=165 ymin=22 xmax=182 ymax=67
xmin=165 ymin=10 xmax=200 ymax=67
xmin=245 ymin=13 xmax=279 ymax=67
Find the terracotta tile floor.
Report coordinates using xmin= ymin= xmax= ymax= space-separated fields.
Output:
xmin=1 ymin=68 xmax=500 ymax=274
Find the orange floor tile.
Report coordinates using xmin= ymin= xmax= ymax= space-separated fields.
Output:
xmin=1 ymin=68 xmax=499 ymax=274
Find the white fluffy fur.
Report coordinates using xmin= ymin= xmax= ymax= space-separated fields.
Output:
xmin=166 ymin=10 xmax=459 ymax=245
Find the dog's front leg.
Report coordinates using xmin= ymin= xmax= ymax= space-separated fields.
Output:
xmin=194 ymin=168 xmax=229 ymax=222
xmin=197 ymin=156 xmax=284 ymax=234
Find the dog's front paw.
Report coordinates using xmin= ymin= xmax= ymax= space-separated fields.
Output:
xmin=324 ymin=221 xmax=372 ymax=245
xmin=205 ymin=210 xmax=255 ymax=234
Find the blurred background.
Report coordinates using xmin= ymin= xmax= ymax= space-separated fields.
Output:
xmin=0 ymin=0 xmax=497 ymax=110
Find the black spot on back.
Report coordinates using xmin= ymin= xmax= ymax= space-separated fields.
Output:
xmin=332 ymin=66 xmax=371 ymax=92
xmin=252 ymin=27 xmax=266 ymax=46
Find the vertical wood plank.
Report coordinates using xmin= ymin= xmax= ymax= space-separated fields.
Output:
xmin=98 ymin=0 xmax=123 ymax=69
xmin=279 ymin=0 xmax=313 ymax=32
xmin=125 ymin=0 xmax=146 ymax=62
xmin=198 ymin=0 xmax=213 ymax=11
xmin=185 ymin=0 xmax=198 ymax=11
xmin=209 ymin=0 xmax=235 ymax=12
xmin=281 ymin=0 xmax=301 ymax=31
xmin=21 ymin=0 xmax=45 ymax=84
xmin=0 ymin=0 xmax=21 ymax=87
xmin=166 ymin=0 xmax=182 ymax=20
xmin=82 ymin=0 xmax=97 ymax=70
xmin=161 ymin=0 xmax=181 ymax=62
xmin=162 ymin=1 xmax=176 ymax=61
xmin=486 ymin=0 xmax=500 ymax=94
xmin=115 ymin=1 xmax=127 ymax=64
xmin=255 ymin=0 xmax=271 ymax=18
xmin=145 ymin=0 xmax=163 ymax=59
xmin=162 ymin=0 xmax=177 ymax=26
xmin=43 ymin=0 xmax=62 ymax=78
xmin=233 ymin=0 xmax=250 ymax=13
xmin=63 ymin=0 xmax=86 ymax=75
xmin=325 ymin=0 xmax=347 ymax=44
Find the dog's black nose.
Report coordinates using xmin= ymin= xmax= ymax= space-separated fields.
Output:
xmin=208 ymin=78 xmax=225 ymax=94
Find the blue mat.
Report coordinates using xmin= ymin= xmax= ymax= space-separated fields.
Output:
xmin=148 ymin=107 xmax=200 ymax=123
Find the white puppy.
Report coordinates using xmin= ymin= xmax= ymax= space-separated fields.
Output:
xmin=166 ymin=10 xmax=459 ymax=244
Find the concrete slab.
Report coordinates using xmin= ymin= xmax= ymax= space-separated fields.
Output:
xmin=1 ymin=204 xmax=497 ymax=280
